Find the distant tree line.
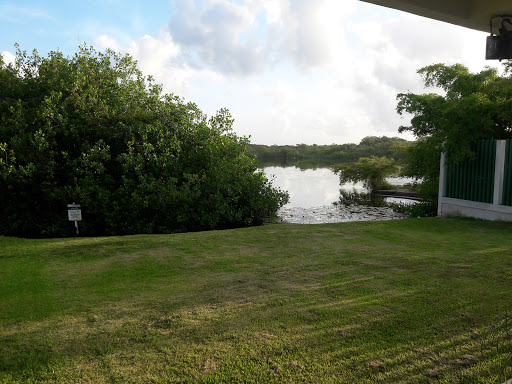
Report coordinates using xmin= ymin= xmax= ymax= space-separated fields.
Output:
xmin=247 ymin=136 xmax=414 ymax=165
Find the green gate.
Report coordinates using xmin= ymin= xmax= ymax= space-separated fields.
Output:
xmin=444 ymin=140 xmax=496 ymax=203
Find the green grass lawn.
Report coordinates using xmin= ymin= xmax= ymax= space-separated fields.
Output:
xmin=1 ymin=218 xmax=511 ymax=383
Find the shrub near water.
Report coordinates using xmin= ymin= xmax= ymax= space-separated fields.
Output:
xmin=0 ymin=45 xmax=288 ymax=237
xmin=390 ymin=201 xmax=438 ymax=218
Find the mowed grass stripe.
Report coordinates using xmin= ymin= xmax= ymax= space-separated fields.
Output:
xmin=0 ymin=218 xmax=511 ymax=383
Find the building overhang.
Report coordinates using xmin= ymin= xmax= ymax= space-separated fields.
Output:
xmin=360 ymin=0 xmax=512 ymax=34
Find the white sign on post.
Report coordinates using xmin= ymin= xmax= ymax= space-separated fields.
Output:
xmin=67 ymin=204 xmax=82 ymax=221
xmin=67 ymin=203 xmax=82 ymax=235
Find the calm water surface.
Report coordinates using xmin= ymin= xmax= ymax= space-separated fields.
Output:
xmin=263 ymin=166 xmax=413 ymax=208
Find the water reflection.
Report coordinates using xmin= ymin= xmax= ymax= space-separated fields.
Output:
xmin=263 ymin=166 xmax=416 ymax=209
xmin=264 ymin=166 xmax=365 ymax=208
xmin=336 ymin=189 xmax=389 ymax=207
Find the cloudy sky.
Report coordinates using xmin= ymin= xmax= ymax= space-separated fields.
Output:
xmin=0 ymin=0 xmax=501 ymax=145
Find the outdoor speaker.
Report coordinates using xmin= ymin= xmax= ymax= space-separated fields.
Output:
xmin=486 ymin=18 xmax=512 ymax=60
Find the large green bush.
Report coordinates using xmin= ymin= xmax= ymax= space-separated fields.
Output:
xmin=0 ymin=45 xmax=288 ymax=237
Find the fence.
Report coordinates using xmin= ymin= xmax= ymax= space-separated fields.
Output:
xmin=503 ymin=139 xmax=512 ymax=206
xmin=438 ymin=139 xmax=512 ymax=221
xmin=444 ymin=140 xmax=496 ymax=204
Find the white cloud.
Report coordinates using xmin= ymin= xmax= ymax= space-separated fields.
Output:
xmin=245 ymin=0 xmax=283 ymax=23
xmin=167 ymin=0 xmax=265 ymax=75
xmin=278 ymin=0 xmax=356 ymax=69
xmin=127 ymin=31 xmax=181 ymax=78
xmin=95 ymin=27 xmax=223 ymax=97
xmin=264 ymin=80 xmax=295 ymax=140
xmin=352 ymin=11 xmax=498 ymax=92
xmin=87 ymin=0 xmax=501 ymax=146
xmin=95 ymin=35 xmax=120 ymax=51
xmin=1 ymin=50 xmax=16 ymax=65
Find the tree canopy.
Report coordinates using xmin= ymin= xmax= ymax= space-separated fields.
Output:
xmin=396 ymin=61 xmax=512 ymax=200
xmin=0 ymin=45 xmax=288 ymax=237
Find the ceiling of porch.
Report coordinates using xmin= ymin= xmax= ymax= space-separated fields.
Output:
xmin=360 ymin=0 xmax=512 ymax=34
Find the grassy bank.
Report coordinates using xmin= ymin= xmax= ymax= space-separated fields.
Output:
xmin=1 ymin=218 xmax=511 ymax=383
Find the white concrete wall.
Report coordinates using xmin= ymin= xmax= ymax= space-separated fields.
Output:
xmin=438 ymin=140 xmax=512 ymax=222
xmin=439 ymin=197 xmax=512 ymax=221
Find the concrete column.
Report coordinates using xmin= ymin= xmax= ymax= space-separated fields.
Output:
xmin=437 ymin=151 xmax=447 ymax=216
xmin=493 ymin=140 xmax=506 ymax=206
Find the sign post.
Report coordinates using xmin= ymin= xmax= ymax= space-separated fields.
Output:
xmin=67 ymin=203 xmax=82 ymax=235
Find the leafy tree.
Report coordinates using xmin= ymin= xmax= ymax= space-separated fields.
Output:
xmin=0 ymin=44 xmax=288 ymax=237
xmin=396 ymin=62 xmax=512 ymax=201
xmin=334 ymin=156 xmax=399 ymax=191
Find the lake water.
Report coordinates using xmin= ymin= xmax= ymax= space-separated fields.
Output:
xmin=263 ymin=166 xmax=412 ymax=209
